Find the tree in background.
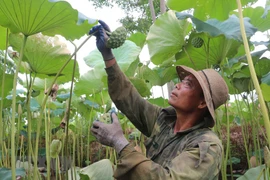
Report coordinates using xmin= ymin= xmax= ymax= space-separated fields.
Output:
xmin=88 ymin=0 xmax=166 ymax=34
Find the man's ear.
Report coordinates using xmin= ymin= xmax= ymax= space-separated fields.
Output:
xmin=198 ymin=100 xmax=207 ymax=109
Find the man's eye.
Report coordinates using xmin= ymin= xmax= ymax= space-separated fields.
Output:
xmin=183 ymin=80 xmax=191 ymax=87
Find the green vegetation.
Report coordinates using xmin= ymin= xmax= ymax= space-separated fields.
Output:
xmin=0 ymin=0 xmax=269 ymax=179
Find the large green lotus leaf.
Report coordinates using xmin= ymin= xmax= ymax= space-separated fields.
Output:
xmin=262 ymin=0 xmax=270 ymax=18
xmin=227 ymin=57 xmax=270 ymax=94
xmin=80 ymin=159 xmax=114 ymax=180
xmin=146 ymin=10 xmax=190 ymax=65
xmin=176 ymin=13 xmax=257 ymax=41
xmin=0 ymin=26 xmax=7 ymax=50
xmin=167 ymin=0 xmax=256 ymax=20
xmin=237 ymin=164 xmax=266 ymax=180
xmin=9 ymin=33 xmax=79 ymax=83
xmin=175 ymin=32 xmax=241 ymax=70
xmin=147 ymin=66 xmax=178 ymax=86
xmin=128 ymin=32 xmax=146 ymax=49
xmin=129 ymin=77 xmax=151 ymax=97
xmin=0 ymin=0 xmax=96 ymax=40
xmin=227 ymin=49 xmax=267 ymax=68
xmin=261 ymin=72 xmax=270 ymax=101
xmin=148 ymin=97 xmax=168 ymax=108
xmin=74 ymin=69 xmax=105 ymax=95
xmin=125 ymin=58 xmax=140 ymax=77
xmin=262 ymin=72 xmax=270 ymax=85
xmin=0 ymin=98 xmax=12 ymax=108
xmin=235 ymin=7 xmax=270 ymax=32
xmin=232 ymin=78 xmax=251 ymax=93
xmin=156 ymin=66 xmax=179 ymax=85
xmin=84 ymin=40 xmax=141 ymax=73
xmin=231 ymin=54 xmax=270 ymax=78
xmin=137 ymin=65 xmax=161 ymax=86
xmin=261 ymin=83 xmax=270 ymax=102
xmin=0 ymin=168 xmax=26 ymax=180
xmin=253 ymin=58 xmax=270 ymax=77
xmin=30 ymin=77 xmax=55 ymax=91
xmin=30 ymin=98 xmax=41 ymax=112
xmin=87 ymin=89 xmax=111 ymax=107
xmin=0 ymin=70 xmax=14 ymax=98
xmin=222 ymin=75 xmax=235 ymax=95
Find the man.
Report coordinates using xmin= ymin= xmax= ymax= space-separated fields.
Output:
xmin=90 ymin=20 xmax=229 ymax=180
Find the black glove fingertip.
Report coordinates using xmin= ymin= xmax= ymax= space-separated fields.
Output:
xmin=110 ymin=110 xmax=117 ymax=123
xmin=98 ymin=20 xmax=111 ymax=32
xmin=89 ymin=25 xmax=100 ymax=35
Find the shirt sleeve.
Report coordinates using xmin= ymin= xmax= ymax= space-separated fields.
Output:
xmin=113 ymin=142 xmax=222 ymax=180
xmin=105 ymin=63 xmax=162 ymax=137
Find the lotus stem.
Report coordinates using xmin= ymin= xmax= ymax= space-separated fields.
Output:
xmin=11 ymin=35 xmax=27 ymax=180
xmin=0 ymin=28 xmax=9 ymax=167
xmin=236 ymin=0 xmax=270 ymax=146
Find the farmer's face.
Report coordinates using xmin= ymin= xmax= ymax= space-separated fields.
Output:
xmin=168 ymin=74 xmax=205 ymax=112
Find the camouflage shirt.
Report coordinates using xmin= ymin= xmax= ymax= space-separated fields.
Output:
xmin=106 ymin=63 xmax=223 ymax=180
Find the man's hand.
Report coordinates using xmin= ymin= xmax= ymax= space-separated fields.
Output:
xmin=91 ymin=112 xmax=129 ymax=153
xmin=89 ymin=20 xmax=115 ymax=61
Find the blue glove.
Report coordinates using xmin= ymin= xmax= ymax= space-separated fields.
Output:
xmin=89 ymin=20 xmax=115 ymax=61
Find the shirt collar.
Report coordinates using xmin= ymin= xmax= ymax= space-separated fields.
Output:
xmin=162 ymin=106 xmax=207 ymax=134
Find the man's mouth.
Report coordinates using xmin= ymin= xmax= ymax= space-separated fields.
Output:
xmin=170 ymin=92 xmax=177 ymax=97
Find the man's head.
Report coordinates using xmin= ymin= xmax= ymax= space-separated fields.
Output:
xmin=172 ymin=65 xmax=229 ymax=127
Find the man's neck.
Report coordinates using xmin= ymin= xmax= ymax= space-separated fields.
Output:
xmin=173 ymin=112 xmax=203 ymax=133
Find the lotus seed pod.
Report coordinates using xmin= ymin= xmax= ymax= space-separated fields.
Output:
xmin=18 ymin=104 xmax=22 ymax=115
xmin=106 ymin=26 xmax=127 ymax=49
xmin=99 ymin=113 xmax=112 ymax=124
xmin=50 ymin=139 xmax=62 ymax=158
xmin=191 ymin=37 xmax=204 ymax=48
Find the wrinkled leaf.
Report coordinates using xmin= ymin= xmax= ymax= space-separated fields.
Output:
xmin=9 ymin=33 xmax=79 ymax=83
xmin=87 ymin=90 xmax=111 ymax=107
xmin=0 ymin=0 xmax=96 ymax=40
xmin=0 ymin=168 xmax=26 ymax=180
xmin=129 ymin=77 xmax=151 ymax=97
xmin=175 ymin=32 xmax=241 ymax=70
xmin=147 ymin=97 xmax=168 ymax=108
xmin=154 ymin=66 xmax=179 ymax=86
xmin=74 ymin=69 xmax=105 ymax=95
xmin=0 ymin=71 xmax=14 ymax=98
xmin=167 ymin=0 xmax=256 ymax=20
xmin=176 ymin=13 xmax=257 ymax=41
xmin=261 ymin=83 xmax=270 ymax=101
xmin=146 ymin=10 xmax=190 ymax=65
xmin=237 ymin=164 xmax=266 ymax=180
xmin=30 ymin=98 xmax=40 ymax=112
xmin=261 ymin=72 xmax=270 ymax=85
xmin=239 ymin=7 xmax=270 ymax=32
xmin=84 ymin=40 xmax=141 ymax=73
xmin=262 ymin=0 xmax=270 ymax=18
xmin=128 ymin=32 xmax=146 ymax=49
xmin=0 ymin=26 xmax=7 ymax=50
xmin=78 ymin=40 xmax=141 ymax=95
xmin=137 ymin=65 xmax=161 ymax=85
xmin=80 ymin=159 xmax=114 ymax=180
xmin=232 ymin=78 xmax=251 ymax=93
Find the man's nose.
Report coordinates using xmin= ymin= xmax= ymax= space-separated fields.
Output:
xmin=175 ymin=83 xmax=180 ymax=90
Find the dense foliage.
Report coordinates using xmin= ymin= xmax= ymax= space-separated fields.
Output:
xmin=0 ymin=0 xmax=270 ymax=179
